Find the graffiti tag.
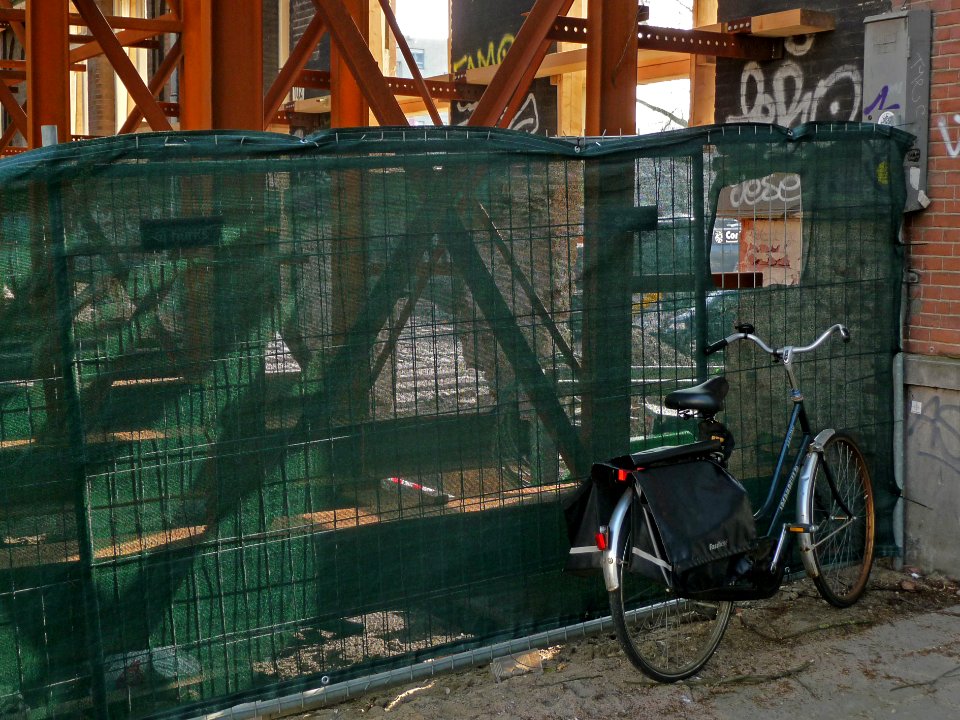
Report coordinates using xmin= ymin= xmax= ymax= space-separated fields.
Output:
xmin=452 ymin=33 xmax=514 ymax=73
xmin=455 ymin=92 xmax=541 ymax=135
xmin=938 ymin=114 xmax=960 ymax=158
xmin=728 ymin=173 xmax=802 ymax=209
xmin=728 ymin=38 xmax=862 ymax=125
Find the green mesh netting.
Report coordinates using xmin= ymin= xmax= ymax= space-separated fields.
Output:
xmin=0 ymin=123 xmax=909 ymax=719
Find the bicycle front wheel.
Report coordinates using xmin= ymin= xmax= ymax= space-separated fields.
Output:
xmin=806 ymin=433 xmax=875 ymax=607
xmin=609 ymin=525 xmax=732 ymax=682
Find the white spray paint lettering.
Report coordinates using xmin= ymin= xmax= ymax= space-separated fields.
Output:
xmin=728 ymin=38 xmax=862 ymax=125
xmin=729 ymin=174 xmax=802 ymax=208
xmin=938 ymin=114 xmax=960 ymax=158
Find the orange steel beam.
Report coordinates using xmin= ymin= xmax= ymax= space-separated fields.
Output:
xmin=211 ymin=0 xmax=262 ymax=129
xmin=119 ymin=38 xmax=182 ymax=134
xmin=313 ymin=0 xmax=407 ymax=126
xmin=180 ymin=0 xmax=212 ymax=130
xmin=69 ymin=15 xmax=179 ymax=63
xmin=26 ymin=0 xmax=70 ymax=147
xmin=0 ymin=80 xmax=27 ymax=138
xmin=322 ymin=0 xmax=369 ymax=127
xmin=0 ymin=0 xmax=26 ymax=47
xmin=585 ymin=0 xmax=638 ymax=135
xmin=263 ymin=13 xmax=327 ymax=128
xmin=376 ymin=0 xmax=441 ymax=125
xmin=467 ymin=0 xmax=574 ymax=127
xmin=0 ymin=120 xmax=17 ymax=151
xmin=495 ymin=40 xmax=547 ymax=129
xmin=0 ymin=7 xmax=181 ymax=32
xmin=74 ymin=0 xmax=172 ymax=132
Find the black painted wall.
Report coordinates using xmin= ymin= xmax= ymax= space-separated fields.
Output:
xmin=450 ymin=0 xmax=558 ymax=134
xmin=716 ymin=0 xmax=892 ymax=125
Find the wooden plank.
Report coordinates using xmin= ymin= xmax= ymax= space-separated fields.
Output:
xmin=0 ymin=525 xmax=206 ymax=570
xmin=287 ymin=482 xmax=579 ymax=532
xmin=467 ymin=47 xmax=692 ymax=86
xmin=699 ymin=8 xmax=835 ymax=37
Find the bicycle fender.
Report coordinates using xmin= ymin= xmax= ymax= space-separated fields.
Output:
xmin=602 ymin=489 xmax=635 ymax=592
xmin=796 ymin=429 xmax=836 ymax=578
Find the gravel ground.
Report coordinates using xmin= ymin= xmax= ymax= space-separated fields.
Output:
xmin=289 ymin=560 xmax=960 ymax=719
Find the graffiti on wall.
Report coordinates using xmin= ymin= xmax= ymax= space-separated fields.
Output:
xmin=454 ymin=93 xmax=541 ymax=134
xmin=727 ymin=36 xmax=862 ymax=125
xmin=908 ymin=394 xmax=960 ymax=476
xmin=938 ymin=115 xmax=960 ymax=159
xmin=452 ymin=32 xmax=514 ymax=74
xmin=451 ymin=31 xmax=542 ymax=133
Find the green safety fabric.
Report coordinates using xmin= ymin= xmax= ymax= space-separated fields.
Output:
xmin=0 ymin=122 xmax=909 ymax=718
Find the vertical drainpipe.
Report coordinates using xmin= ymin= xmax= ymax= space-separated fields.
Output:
xmin=892 ymin=224 xmax=907 ymax=569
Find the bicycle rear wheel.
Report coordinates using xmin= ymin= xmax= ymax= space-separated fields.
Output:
xmin=608 ymin=524 xmax=732 ymax=682
xmin=806 ymin=433 xmax=875 ymax=607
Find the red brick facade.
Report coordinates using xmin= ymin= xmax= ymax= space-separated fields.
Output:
xmin=905 ymin=0 xmax=960 ymax=358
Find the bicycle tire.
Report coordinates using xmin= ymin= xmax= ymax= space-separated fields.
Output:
xmin=806 ymin=433 xmax=875 ymax=607
xmin=609 ymin=523 xmax=732 ymax=682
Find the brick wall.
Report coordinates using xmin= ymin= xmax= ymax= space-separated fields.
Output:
xmin=904 ymin=0 xmax=960 ymax=358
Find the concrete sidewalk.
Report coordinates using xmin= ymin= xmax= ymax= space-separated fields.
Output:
xmin=708 ymin=604 xmax=960 ymax=718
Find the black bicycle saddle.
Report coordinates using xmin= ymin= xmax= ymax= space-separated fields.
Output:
xmin=664 ymin=376 xmax=729 ymax=415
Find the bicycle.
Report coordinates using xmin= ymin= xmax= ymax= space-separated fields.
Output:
xmin=587 ymin=323 xmax=875 ymax=682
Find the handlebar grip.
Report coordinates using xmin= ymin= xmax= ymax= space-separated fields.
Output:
xmin=705 ymin=338 xmax=729 ymax=355
xmin=839 ymin=325 xmax=851 ymax=343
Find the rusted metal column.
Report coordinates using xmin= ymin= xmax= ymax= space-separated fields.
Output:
xmin=329 ymin=0 xmax=369 ymax=127
xmin=585 ymin=0 xmax=638 ymax=136
xmin=580 ymin=0 xmax=638 ymax=464
xmin=211 ymin=0 xmax=263 ymax=129
xmin=180 ymin=0 xmax=212 ymax=130
xmin=25 ymin=0 xmax=70 ymax=147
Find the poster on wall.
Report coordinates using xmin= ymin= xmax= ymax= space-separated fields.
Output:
xmin=450 ymin=0 xmax=559 ymax=134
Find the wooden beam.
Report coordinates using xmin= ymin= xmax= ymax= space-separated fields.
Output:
xmin=73 ymin=0 xmax=172 ymax=131
xmin=467 ymin=47 xmax=692 ymax=87
xmin=701 ymin=8 xmax=835 ymax=37
xmin=690 ymin=0 xmax=717 ymax=127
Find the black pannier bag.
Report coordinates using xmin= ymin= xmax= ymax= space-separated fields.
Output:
xmin=565 ymin=456 xmax=756 ymax=595
xmin=562 ymin=471 xmax=618 ymax=576
xmin=630 ymin=459 xmax=756 ymax=595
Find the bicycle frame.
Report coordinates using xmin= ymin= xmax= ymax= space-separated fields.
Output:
xmin=602 ymin=324 xmax=856 ymax=593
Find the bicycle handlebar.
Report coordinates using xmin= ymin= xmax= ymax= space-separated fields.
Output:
xmin=705 ymin=323 xmax=851 ymax=359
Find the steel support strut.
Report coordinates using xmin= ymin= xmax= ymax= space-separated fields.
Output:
xmin=25 ymin=0 xmax=70 ymax=147
xmin=467 ymin=0 xmax=574 ymax=127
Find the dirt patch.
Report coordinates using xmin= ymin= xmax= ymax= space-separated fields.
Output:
xmin=293 ymin=560 xmax=960 ymax=720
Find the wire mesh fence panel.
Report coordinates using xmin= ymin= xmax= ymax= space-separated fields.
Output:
xmin=0 ymin=123 xmax=909 ymax=719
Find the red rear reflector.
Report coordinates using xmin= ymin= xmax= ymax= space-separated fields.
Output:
xmin=594 ymin=532 xmax=608 ymax=551
xmin=616 ymin=469 xmax=630 ymax=482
